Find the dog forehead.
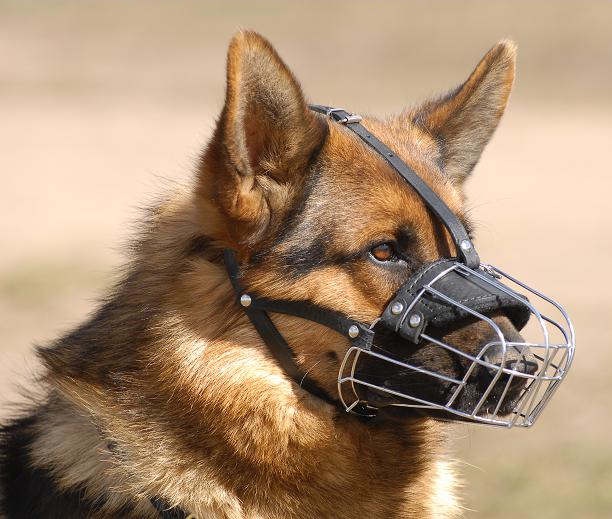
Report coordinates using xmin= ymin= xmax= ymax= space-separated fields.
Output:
xmin=310 ymin=119 xmax=463 ymax=239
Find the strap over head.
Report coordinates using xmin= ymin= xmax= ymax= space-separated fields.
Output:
xmin=309 ymin=105 xmax=480 ymax=268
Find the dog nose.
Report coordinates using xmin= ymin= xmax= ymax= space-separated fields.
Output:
xmin=483 ymin=343 xmax=538 ymax=376
xmin=478 ymin=314 xmax=538 ymax=376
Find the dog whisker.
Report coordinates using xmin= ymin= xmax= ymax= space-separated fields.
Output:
xmin=300 ymin=360 xmax=323 ymax=387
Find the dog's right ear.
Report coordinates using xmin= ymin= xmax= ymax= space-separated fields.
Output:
xmin=203 ymin=31 xmax=324 ymax=245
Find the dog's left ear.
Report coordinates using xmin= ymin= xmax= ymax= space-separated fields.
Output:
xmin=414 ymin=41 xmax=516 ymax=183
xmin=205 ymin=31 xmax=324 ymax=244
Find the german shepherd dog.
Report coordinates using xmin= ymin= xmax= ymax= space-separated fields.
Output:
xmin=1 ymin=31 xmax=519 ymax=518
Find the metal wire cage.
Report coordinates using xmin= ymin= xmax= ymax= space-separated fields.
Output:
xmin=338 ymin=263 xmax=575 ymax=427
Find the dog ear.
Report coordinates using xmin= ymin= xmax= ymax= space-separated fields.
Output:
xmin=414 ymin=41 xmax=516 ymax=183
xmin=205 ymin=31 xmax=324 ymax=243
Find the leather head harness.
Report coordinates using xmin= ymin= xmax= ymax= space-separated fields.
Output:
xmin=223 ymin=105 xmax=575 ymax=428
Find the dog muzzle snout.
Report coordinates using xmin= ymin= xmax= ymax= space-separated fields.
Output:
xmin=338 ymin=260 xmax=575 ymax=427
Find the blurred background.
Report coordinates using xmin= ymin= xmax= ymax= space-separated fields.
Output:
xmin=1 ymin=1 xmax=610 ymax=516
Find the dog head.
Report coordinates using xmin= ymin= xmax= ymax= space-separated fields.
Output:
xmin=198 ymin=31 xmax=524 ymax=421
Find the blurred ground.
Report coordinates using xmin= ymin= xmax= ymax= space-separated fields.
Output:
xmin=1 ymin=1 xmax=610 ymax=517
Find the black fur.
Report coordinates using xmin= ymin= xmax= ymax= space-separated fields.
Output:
xmin=281 ymin=233 xmax=329 ymax=274
xmin=0 ymin=411 xmax=100 ymax=518
xmin=185 ymin=235 xmax=213 ymax=257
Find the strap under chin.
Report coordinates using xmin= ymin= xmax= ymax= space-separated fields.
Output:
xmin=224 ymin=249 xmax=348 ymax=406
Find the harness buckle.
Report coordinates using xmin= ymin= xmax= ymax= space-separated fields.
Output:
xmin=325 ymin=107 xmax=363 ymax=125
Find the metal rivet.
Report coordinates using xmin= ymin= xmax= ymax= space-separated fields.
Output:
xmin=348 ymin=325 xmax=360 ymax=338
xmin=387 ymin=152 xmax=394 ymax=157
xmin=408 ymin=314 xmax=422 ymax=328
xmin=391 ymin=302 xmax=404 ymax=315
xmin=460 ymin=239 xmax=472 ymax=252
xmin=240 ymin=294 xmax=252 ymax=307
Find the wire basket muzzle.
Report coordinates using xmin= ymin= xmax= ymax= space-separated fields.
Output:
xmin=338 ymin=260 xmax=575 ymax=427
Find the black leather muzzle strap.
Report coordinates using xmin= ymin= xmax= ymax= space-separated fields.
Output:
xmin=380 ymin=259 xmax=531 ymax=343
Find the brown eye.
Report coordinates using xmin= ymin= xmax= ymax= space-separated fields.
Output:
xmin=370 ymin=242 xmax=397 ymax=262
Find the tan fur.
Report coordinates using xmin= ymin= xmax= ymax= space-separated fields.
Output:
xmin=4 ymin=31 xmax=518 ymax=518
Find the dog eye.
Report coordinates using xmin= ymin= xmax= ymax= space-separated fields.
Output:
xmin=370 ymin=242 xmax=398 ymax=262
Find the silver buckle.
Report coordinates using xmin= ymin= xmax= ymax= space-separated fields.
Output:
xmin=325 ymin=107 xmax=363 ymax=125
